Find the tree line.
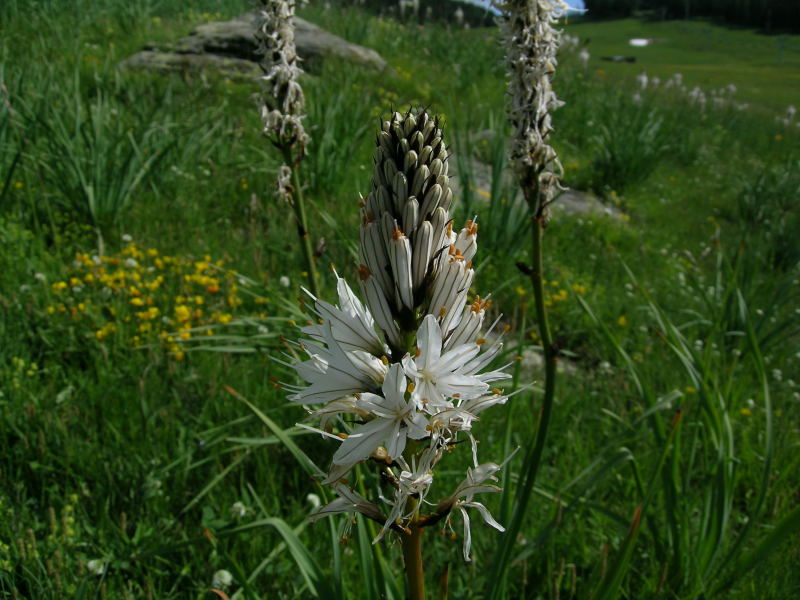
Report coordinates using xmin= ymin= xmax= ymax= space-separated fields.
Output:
xmin=583 ymin=0 xmax=800 ymax=32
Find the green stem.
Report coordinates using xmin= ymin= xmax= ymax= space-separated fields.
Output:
xmin=401 ymin=525 xmax=425 ymax=600
xmin=487 ymin=213 xmax=557 ymax=599
xmin=281 ymin=149 xmax=320 ymax=299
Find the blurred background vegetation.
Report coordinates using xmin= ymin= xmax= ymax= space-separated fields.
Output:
xmin=0 ymin=0 xmax=798 ymax=598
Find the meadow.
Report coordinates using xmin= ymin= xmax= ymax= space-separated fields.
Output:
xmin=1 ymin=1 xmax=799 ymax=598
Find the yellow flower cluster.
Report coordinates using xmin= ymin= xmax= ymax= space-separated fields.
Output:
xmin=45 ymin=242 xmax=264 ymax=360
xmin=515 ymin=280 xmax=589 ymax=314
xmin=2 ymin=357 xmax=39 ymax=391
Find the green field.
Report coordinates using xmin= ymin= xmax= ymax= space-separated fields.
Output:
xmin=568 ymin=17 xmax=800 ymax=111
xmin=1 ymin=1 xmax=799 ymax=598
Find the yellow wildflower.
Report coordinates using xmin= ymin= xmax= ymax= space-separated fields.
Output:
xmin=174 ymin=305 xmax=191 ymax=322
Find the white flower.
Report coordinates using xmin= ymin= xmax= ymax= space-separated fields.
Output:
xmin=332 ymin=363 xmax=429 ymax=465
xmin=302 ymin=274 xmax=387 ymax=355
xmin=375 ymin=446 xmax=440 ymax=541
xmin=447 ymin=462 xmax=505 ymax=561
xmin=308 ymin=483 xmax=385 ymax=524
xmin=230 ymin=501 xmax=247 ymax=518
xmin=279 ymin=275 xmax=290 ymax=287
xmin=212 ymin=569 xmax=234 ymax=590
xmin=636 ymin=72 xmax=648 ymax=90
xmin=87 ymin=559 xmax=106 ymax=576
xmin=121 ymin=234 xmax=132 ymax=243
xmin=34 ymin=272 xmax=46 ymax=282
xmin=124 ymin=258 xmax=137 ymax=268
xmin=578 ymin=48 xmax=590 ymax=67
xmin=285 ymin=327 xmax=387 ymax=405
xmin=402 ymin=315 xmax=488 ymax=412
xmin=306 ymin=493 xmax=321 ymax=509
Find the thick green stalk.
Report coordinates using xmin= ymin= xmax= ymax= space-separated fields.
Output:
xmin=487 ymin=212 xmax=557 ymax=600
xmin=401 ymin=524 xmax=425 ymax=600
xmin=282 ymin=149 xmax=320 ymax=298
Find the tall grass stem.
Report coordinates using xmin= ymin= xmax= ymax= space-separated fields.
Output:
xmin=282 ymin=149 xmax=320 ymax=299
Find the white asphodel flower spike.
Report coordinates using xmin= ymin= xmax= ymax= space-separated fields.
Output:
xmin=280 ymin=108 xmax=514 ymax=563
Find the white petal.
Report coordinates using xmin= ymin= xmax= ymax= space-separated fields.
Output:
xmin=333 ymin=417 xmax=394 ymax=465
xmin=464 ymin=501 xmax=504 ymax=532
xmin=460 ymin=506 xmax=472 ymax=562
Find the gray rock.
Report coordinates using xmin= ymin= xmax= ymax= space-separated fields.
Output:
xmin=119 ymin=50 xmax=261 ymax=78
xmin=121 ymin=13 xmax=387 ymax=77
xmin=553 ymin=189 xmax=623 ymax=218
xmin=448 ymin=146 xmax=624 ymax=220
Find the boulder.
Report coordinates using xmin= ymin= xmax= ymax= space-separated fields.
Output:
xmin=120 ymin=13 xmax=388 ymax=77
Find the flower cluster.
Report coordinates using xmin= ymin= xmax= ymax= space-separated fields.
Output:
xmin=283 ymin=109 xmax=512 ymax=560
xmin=497 ymin=0 xmax=570 ymax=218
xmin=256 ymin=0 xmax=309 ymax=152
xmin=42 ymin=241 xmax=265 ymax=359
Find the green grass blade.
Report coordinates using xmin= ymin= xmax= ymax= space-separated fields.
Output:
xmin=590 ymin=504 xmax=643 ymax=600
xmin=225 ymin=385 xmax=324 ymax=479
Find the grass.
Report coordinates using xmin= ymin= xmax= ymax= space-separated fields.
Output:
xmin=567 ymin=17 xmax=800 ymax=111
xmin=1 ymin=1 xmax=799 ymax=598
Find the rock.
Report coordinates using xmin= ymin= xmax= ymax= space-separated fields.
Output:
xmin=447 ymin=139 xmax=624 ymax=220
xmin=120 ymin=13 xmax=388 ymax=77
xmin=553 ymin=189 xmax=623 ymax=218
xmin=119 ymin=50 xmax=261 ymax=78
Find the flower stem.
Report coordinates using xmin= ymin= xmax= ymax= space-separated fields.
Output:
xmin=282 ymin=149 xmax=320 ymax=299
xmin=487 ymin=210 xmax=557 ymax=600
xmin=401 ymin=524 xmax=425 ymax=600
